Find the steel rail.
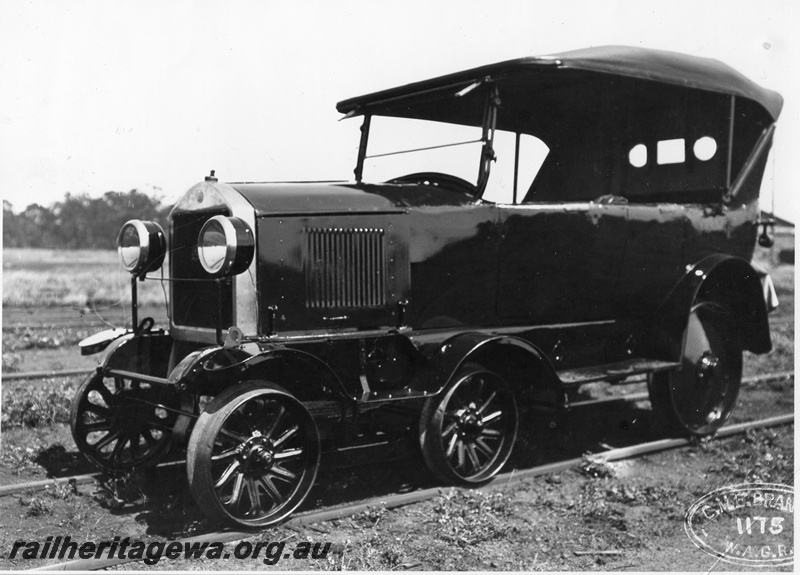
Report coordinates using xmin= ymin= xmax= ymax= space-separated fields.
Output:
xmin=741 ymin=371 xmax=795 ymax=384
xmin=0 ymin=460 xmax=186 ymax=499
xmin=3 ymin=368 xmax=97 ymax=382
xmin=24 ymin=412 xmax=795 ymax=572
xmin=3 ymin=312 xmax=791 ymax=331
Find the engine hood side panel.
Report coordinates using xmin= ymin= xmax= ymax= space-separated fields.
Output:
xmin=256 ymin=213 xmax=410 ymax=334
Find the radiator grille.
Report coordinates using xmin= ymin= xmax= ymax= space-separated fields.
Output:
xmin=305 ymin=228 xmax=387 ymax=309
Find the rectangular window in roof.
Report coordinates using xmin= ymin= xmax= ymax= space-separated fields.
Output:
xmin=657 ymin=138 xmax=686 ymax=165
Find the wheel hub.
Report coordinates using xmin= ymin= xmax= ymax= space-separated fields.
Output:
xmin=111 ymin=390 xmax=156 ymax=432
xmin=239 ymin=436 xmax=275 ymax=475
xmin=697 ymin=352 xmax=719 ymax=386
xmin=457 ymin=408 xmax=485 ymax=440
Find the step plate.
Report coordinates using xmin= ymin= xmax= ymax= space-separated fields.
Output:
xmin=557 ymin=358 xmax=679 ymax=386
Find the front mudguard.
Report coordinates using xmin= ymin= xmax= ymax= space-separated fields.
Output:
xmin=77 ymin=330 xmax=196 ymax=454
xmin=167 ymin=343 xmax=351 ymax=402
xmin=91 ymin=330 xmax=174 ymax=379
xmin=78 ymin=327 xmax=130 ymax=356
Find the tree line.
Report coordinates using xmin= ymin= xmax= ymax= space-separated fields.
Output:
xmin=3 ymin=190 xmax=171 ymax=249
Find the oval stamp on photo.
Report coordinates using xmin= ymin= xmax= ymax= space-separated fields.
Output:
xmin=685 ymin=482 xmax=794 ymax=568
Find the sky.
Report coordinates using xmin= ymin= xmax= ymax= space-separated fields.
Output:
xmin=1 ymin=0 xmax=798 ymax=221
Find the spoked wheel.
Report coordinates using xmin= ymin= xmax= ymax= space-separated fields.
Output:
xmin=186 ymin=382 xmax=320 ymax=528
xmin=648 ymin=306 xmax=742 ymax=436
xmin=70 ymin=371 xmax=180 ymax=473
xmin=419 ymin=364 xmax=518 ymax=484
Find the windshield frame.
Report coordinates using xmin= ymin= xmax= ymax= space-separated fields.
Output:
xmin=351 ymin=79 xmax=500 ymax=199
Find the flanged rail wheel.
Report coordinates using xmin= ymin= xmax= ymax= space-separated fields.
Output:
xmin=186 ymin=382 xmax=320 ymax=528
xmin=649 ymin=306 xmax=742 ymax=436
xmin=70 ymin=371 xmax=180 ymax=473
xmin=419 ymin=364 xmax=518 ymax=484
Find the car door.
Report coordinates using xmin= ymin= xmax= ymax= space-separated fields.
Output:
xmin=406 ymin=202 xmax=501 ymax=329
xmin=617 ymin=203 xmax=687 ymax=319
xmin=496 ymin=201 xmax=626 ymax=324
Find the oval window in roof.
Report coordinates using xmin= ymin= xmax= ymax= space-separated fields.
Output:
xmin=629 ymin=144 xmax=647 ymax=168
xmin=694 ymin=136 xmax=717 ymax=161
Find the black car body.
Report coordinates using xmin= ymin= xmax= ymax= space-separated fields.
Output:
xmin=72 ymin=46 xmax=782 ymax=527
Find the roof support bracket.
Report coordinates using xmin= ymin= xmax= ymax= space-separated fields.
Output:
xmin=723 ymin=123 xmax=776 ymax=204
xmin=354 ymin=114 xmax=371 ymax=183
xmin=476 ymin=81 xmax=499 ymax=198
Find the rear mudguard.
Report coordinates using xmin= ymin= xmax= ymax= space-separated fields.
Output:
xmin=646 ymin=254 xmax=771 ymax=361
xmin=410 ymin=332 xmax=568 ymax=410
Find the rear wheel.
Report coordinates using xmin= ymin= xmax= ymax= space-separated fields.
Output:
xmin=419 ymin=364 xmax=518 ymax=483
xmin=186 ymin=382 xmax=320 ymax=527
xmin=648 ymin=306 xmax=742 ymax=436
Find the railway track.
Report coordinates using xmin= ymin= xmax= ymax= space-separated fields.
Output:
xmin=2 ymin=371 xmax=792 ymax=500
xmin=17 ymin=411 xmax=793 ymax=572
xmin=558 ymin=369 xmax=794 ymax=408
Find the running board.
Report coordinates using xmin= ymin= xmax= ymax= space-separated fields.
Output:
xmin=557 ymin=358 xmax=679 ymax=386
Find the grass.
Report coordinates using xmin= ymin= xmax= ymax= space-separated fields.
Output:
xmin=3 ymin=249 xmax=119 ymax=270
xmin=744 ymin=320 xmax=794 ymax=376
xmin=2 ymin=248 xmax=169 ymax=307
xmin=0 ymin=423 xmax=78 ymax=476
xmin=2 ymin=327 xmax=91 ymax=352
xmin=337 ymin=490 xmax=516 ymax=570
xmin=432 ymin=489 xmax=513 ymax=546
xmin=698 ymin=427 xmax=795 ymax=484
xmin=1 ymin=327 xmax=99 ymax=373
xmin=314 ymin=423 xmax=794 ymax=571
xmin=1 ymin=380 xmax=77 ymax=430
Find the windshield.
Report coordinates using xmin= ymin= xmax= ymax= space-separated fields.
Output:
xmin=360 ymin=115 xmax=549 ymax=204
xmin=363 ymin=116 xmax=484 ymax=187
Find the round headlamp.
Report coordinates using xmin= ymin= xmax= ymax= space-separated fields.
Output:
xmin=117 ymin=220 xmax=167 ymax=276
xmin=197 ymin=215 xmax=254 ymax=277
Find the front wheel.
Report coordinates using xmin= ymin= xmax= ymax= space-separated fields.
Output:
xmin=186 ymin=382 xmax=320 ymax=528
xmin=419 ymin=364 xmax=518 ymax=484
xmin=648 ymin=306 xmax=742 ymax=436
xmin=70 ymin=371 xmax=179 ymax=473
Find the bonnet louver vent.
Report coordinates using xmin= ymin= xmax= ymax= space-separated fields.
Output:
xmin=305 ymin=228 xmax=387 ymax=309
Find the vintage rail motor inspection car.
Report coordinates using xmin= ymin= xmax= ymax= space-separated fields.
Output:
xmin=71 ymin=46 xmax=783 ymax=527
